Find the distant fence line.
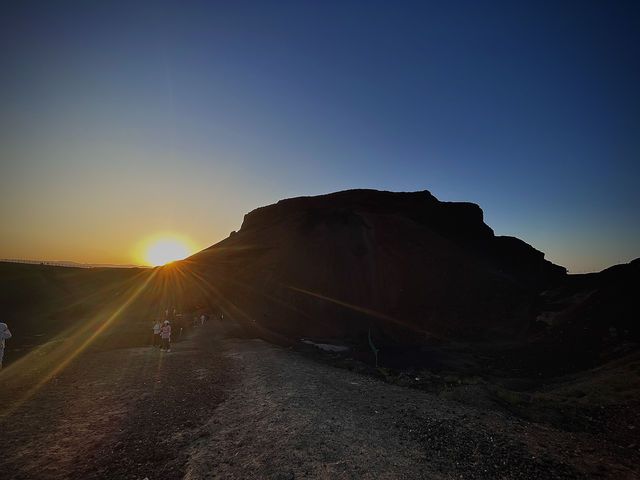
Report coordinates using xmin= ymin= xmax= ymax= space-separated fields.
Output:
xmin=0 ymin=259 xmax=145 ymax=269
xmin=0 ymin=259 xmax=92 ymax=268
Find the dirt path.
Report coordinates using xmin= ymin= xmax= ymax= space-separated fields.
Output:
xmin=184 ymin=339 xmax=586 ymax=480
xmin=2 ymin=323 xmax=637 ymax=479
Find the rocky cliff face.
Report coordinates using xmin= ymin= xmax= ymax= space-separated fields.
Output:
xmin=187 ymin=189 xmax=566 ymax=344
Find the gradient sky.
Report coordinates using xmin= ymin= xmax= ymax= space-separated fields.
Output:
xmin=1 ymin=1 xmax=638 ymax=272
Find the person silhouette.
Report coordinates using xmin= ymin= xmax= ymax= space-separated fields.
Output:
xmin=160 ymin=320 xmax=172 ymax=352
xmin=0 ymin=322 xmax=12 ymax=369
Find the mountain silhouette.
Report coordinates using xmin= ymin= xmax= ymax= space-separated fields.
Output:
xmin=187 ymin=189 xmax=566 ymax=344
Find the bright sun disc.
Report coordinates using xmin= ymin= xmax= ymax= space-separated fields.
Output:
xmin=145 ymin=238 xmax=190 ymax=266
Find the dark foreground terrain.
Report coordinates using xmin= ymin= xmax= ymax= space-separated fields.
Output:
xmin=2 ymin=322 xmax=638 ymax=480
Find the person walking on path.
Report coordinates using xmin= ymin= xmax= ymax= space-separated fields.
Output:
xmin=152 ymin=320 xmax=161 ymax=347
xmin=0 ymin=322 xmax=12 ymax=369
xmin=160 ymin=320 xmax=172 ymax=352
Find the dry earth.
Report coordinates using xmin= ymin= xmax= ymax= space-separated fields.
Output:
xmin=1 ymin=322 xmax=638 ymax=479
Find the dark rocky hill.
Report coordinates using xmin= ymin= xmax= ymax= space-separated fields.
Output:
xmin=528 ymin=258 xmax=640 ymax=372
xmin=186 ymin=189 xmax=566 ymax=345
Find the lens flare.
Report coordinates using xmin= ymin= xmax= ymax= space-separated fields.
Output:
xmin=145 ymin=238 xmax=191 ymax=266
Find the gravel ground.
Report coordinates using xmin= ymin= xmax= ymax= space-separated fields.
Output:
xmin=184 ymin=339 xmax=585 ymax=480
xmin=2 ymin=322 xmax=637 ymax=479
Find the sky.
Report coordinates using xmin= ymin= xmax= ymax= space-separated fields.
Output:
xmin=1 ymin=0 xmax=638 ymax=272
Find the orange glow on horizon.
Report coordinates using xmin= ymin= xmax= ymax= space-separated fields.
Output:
xmin=136 ymin=235 xmax=196 ymax=266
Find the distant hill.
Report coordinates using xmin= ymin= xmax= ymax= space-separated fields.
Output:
xmin=0 ymin=259 xmax=144 ymax=268
xmin=0 ymin=262 xmax=152 ymax=358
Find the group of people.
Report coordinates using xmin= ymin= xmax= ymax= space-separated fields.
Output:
xmin=152 ymin=319 xmax=172 ymax=352
xmin=0 ymin=308 xmax=228 ymax=368
xmin=193 ymin=313 xmax=207 ymax=328
xmin=152 ymin=309 xmax=222 ymax=352
xmin=151 ymin=309 xmax=226 ymax=352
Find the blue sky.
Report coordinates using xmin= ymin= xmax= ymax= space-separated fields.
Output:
xmin=1 ymin=1 xmax=638 ymax=271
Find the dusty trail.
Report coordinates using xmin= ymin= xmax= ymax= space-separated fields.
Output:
xmin=2 ymin=322 xmax=636 ymax=479
xmin=184 ymin=339 xmax=585 ymax=480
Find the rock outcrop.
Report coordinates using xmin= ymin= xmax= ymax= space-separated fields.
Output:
xmin=186 ymin=189 xmax=566 ymax=344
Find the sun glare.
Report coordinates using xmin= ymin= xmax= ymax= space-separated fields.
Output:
xmin=145 ymin=238 xmax=191 ymax=266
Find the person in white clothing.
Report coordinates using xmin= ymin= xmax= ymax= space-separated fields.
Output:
xmin=152 ymin=320 xmax=161 ymax=347
xmin=0 ymin=322 xmax=12 ymax=369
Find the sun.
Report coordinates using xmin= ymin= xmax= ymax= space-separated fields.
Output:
xmin=145 ymin=238 xmax=191 ymax=266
